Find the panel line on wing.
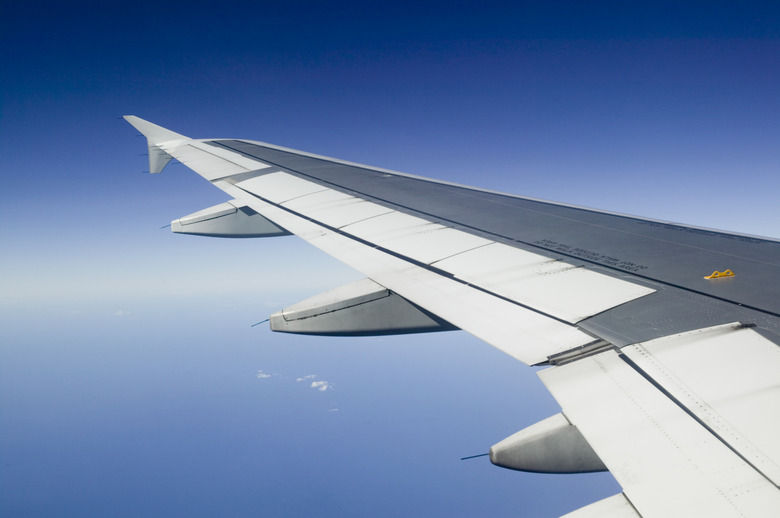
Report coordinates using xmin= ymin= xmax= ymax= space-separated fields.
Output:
xmin=187 ymin=141 xmax=271 ymax=172
xmin=541 ymin=349 xmax=780 ymax=516
xmin=231 ymin=170 xmax=656 ymax=326
xmin=156 ymin=141 xmax=266 ymax=181
xmin=209 ymin=139 xmax=780 ymax=320
xmin=281 ymin=189 xmax=395 ymax=229
xmin=340 ymin=211 xmax=494 ymax=265
xmin=620 ymin=324 xmax=780 ymax=485
xmin=226 ymin=183 xmax=595 ymax=363
xmin=617 ymin=351 xmax=778 ymax=487
xmin=233 ymin=180 xmax=579 ymax=326
xmin=236 ymin=172 xmax=330 ymax=204
xmin=209 ymin=140 xmax=780 ymax=246
xmin=433 ymin=242 xmax=654 ymax=324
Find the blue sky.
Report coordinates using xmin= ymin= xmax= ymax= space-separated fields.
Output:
xmin=1 ymin=2 xmax=778 ymax=516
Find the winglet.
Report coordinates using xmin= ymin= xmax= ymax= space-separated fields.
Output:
xmin=123 ymin=116 xmax=189 ymax=174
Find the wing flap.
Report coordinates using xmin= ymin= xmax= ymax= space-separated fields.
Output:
xmin=561 ymin=494 xmax=639 ymax=518
xmin=622 ymin=323 xmax=780 ymax=485
xmin=540 ymin=347 xmax=780 ymax=517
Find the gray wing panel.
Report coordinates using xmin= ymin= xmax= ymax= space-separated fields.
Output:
xmin=210 ymin=139 xmax=780 ymax=313
xmin=208 ymin=139 xmax=780 ymax=353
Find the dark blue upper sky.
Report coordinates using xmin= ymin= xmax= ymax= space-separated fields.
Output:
xmin=1 ymin=2 xmax=778 ymax=516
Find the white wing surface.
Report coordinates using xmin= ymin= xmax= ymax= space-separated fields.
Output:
xmin=125 ymin=116 xmax=780 ymax=516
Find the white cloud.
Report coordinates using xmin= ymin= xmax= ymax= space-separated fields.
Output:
xmin=311 ymin=381 xmax=330 ymax=392
xmin=114 ymin=310 xmax=130 ymax=317
xmin=260 ymin=371 xmax=334 ymax=393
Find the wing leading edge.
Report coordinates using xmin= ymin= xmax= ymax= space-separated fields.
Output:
xmin=125 ymin=116 xmax=780 ymax=517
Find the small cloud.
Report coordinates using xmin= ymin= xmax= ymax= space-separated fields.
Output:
xmin=114 ymin=310 xmax=130 ymax=317
xmin=259 ymin=371 xmax=335 ymax=396
xmin=311 ymin=381 xmax=330 ymax=392
xmin=328 ymin=408 xmax=339 ymax=412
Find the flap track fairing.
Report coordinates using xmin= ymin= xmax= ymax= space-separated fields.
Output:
xmin=270 ymin=278 xmax=458 ymax=336
xmin=489 ymin=413 xmax=606 ymax=474
xmin=171 ymin=201 xmax=290 ymax=238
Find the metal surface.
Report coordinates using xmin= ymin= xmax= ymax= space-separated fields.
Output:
xmin=622 ymin=323 xmax=780 ymax=485
xmin=283 ymin=189 xmax=394 ymax=229
xmin=541 ymin=349 xmax=780 ymax=517
xmin=125 ymin=117 xmax=780 ymax=517
xmin=270 ymin=278 xmax=457 ymax=335
xmin=560 ymin=494 xmax=639 ymax=518
xmin=172 ymin=201 xmax=290 ymax=237
xmin=223 ymin=183 xmax=596 ymax=364
xmin=341 ymin=211 xmax=492 ymax=265
xmin=489 ymin=413 xmax=606 ymax=473
xmin=229 ymin=173 xmax=655 ymax=349
xmin=212 ymin=139 xmax=780 ymax=318
xmin=434 ymin=242 xmax=655 ymax=324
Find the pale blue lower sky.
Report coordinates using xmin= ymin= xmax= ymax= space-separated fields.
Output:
xmin=1 ymin=290 xmax=619 ymax=517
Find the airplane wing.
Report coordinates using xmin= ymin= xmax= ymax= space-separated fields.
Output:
xmin=124 ymin=116 xmax=780 ymax=517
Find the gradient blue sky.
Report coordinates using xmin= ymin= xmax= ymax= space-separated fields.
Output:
xmin=1 ymin=2 xmax=778 ymax=516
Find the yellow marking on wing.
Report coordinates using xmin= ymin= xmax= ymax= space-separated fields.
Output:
xmin=704 ymin=269 xmax=735 ymax=279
